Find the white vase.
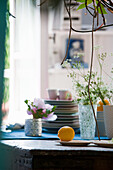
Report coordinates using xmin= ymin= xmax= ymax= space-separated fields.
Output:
xmin=95 ymin=111 xmax=106 ymax=137
xmin=25 ymin=118 xmax=42 ymax=136
xmin=79 ymin=105 xmax=97 ymax=139
xmin=103 ymin=105 xmax=113 ymax=138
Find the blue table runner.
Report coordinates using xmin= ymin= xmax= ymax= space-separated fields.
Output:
xmin=1 ymin=129 xmax=109 ymax=140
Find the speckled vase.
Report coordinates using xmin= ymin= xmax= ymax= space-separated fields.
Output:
xmin=25 ymin=118 xmax=42 ymax=136
xmin=79 ymin=105 xmax=97 ymax=139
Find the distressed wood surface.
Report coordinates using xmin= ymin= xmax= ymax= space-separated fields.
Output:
xmin=1 ymin=140 xmax=113 ymax=170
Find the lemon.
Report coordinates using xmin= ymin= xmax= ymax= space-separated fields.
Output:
xmin=58 ymin=126 xmax=75 ymax=141
xmin=97 ymin=99 xmax=110 ymax=112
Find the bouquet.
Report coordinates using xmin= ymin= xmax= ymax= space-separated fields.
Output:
xmin=25 ymin=98 xmax=56 ymax=119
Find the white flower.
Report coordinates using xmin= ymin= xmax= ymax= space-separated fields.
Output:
xmin=45 ymin=104 xmax=53 ymax=111
xmin=62 ymin=61 xmax=71 ymax=68
xmin=42 ymin=114 xmax=57 ymax=121
xmin=33 ymin=98 xmax=45 ymax=109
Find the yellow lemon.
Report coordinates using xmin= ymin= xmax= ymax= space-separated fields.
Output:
xmin=58 ymin=126 xmax=75 ymax=141
xmin=97 ymin=99 xmax=110 ymax=112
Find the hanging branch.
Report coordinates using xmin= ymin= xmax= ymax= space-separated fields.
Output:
xmin=71 ymin=23 xmax=113 ymax=33
xmin=98 ymin=1 xmax=106 ymax=25
xmin=61 ymin=0 xmax=72 ymax=65
xmin=85 ymin=0 xmax=96 ymax=17
xmin=101 ymin=0 xmax=113 ymax=11
xmin=92 ymin=0 xmax=97 ymax=17
xmin=61 ymin=0 xmax=112 ymax=64
xmin=88 ymin=16 xmax=100 ymax=140
xmin=96 ymin=2 xmax=100 ymax=26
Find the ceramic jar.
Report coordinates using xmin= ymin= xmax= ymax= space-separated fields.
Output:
xmin=25 ymin=118 xmax=42 ymax=136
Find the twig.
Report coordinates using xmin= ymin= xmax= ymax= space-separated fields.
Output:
xmin=98 ymin=1 xmax=106 ymax=25
xmin=85 ymin=0 xmax=96 ymax=17
xmin=92 ymin=0 xmax=97 ymax=17
xmin=8 ymin=11 xmax=16 ymax=18
xmin=70 ymin=23 xmax=113 ymax=33
xmin=95 ymin=23 xmax=104 ymax=31
xmin=101 ymin=0 xmax=113 ymax=11
xmin=61 ymin=0 xmax=72 ymax=65
xmin=88 ymin=16 xmax=100 ymax=140
xmin=97 ymin=2 xmax=99 ymax=26
xmin=37 ymin=0 xmax=48 ymax=6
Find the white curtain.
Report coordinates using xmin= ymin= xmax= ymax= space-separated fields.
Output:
xmin=9 ymin=0 xmax=41 ymax=124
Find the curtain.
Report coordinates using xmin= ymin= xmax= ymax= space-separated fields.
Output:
xmin=8 ymin=0 xmax=41 ymax=123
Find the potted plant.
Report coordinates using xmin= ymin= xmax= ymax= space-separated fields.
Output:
xmin=62 ymin=58 xmax=113 ymax=139
xmin=24 ymin=98 xmax=56 ymax=136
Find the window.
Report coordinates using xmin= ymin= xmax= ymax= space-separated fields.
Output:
xmin=3 ymin=0 xmax=113 ymax=126
xmin=5 ymin=0 xmax=44 ymax=124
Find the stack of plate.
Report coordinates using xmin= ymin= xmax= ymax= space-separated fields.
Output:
xmin=95 ymin=111 xmax=106 ymax=137
xmin=43 ymin=100 xmax=80 ymax=133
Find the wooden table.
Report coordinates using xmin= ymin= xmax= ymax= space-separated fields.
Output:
xmin=0 ymin=140 xmax=113 ymax=170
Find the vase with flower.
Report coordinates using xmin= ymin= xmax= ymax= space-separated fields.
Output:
xmin=24 ymin=98 xmax=56 ymax=136
xmin=62 ymin=54 xmax=113 ymax=139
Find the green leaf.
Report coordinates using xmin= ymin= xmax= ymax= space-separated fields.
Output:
xmin=24 ymin=100 xmax=28 ymax=104
xmin=76 ymin=0 xmax=92 ymax=3
xmin=76 ymin=3 xmax=86 ymax=10
xmin=76 ymin=0 xmax=92 ymax=10
xmin=97 ymin=4 xmax=107 ymax=14
xmin=52 ymin=105 xmax=56 ymax=112
xmin=87 ymin=0 xmax=93 ymax=4
xmin=76 ymin=0 xmax=85 ymax=3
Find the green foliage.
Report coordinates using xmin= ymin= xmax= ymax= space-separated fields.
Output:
xmin=3 ymin=78 xmax=9 ymax=104
xmin=76 ymin=0 xmax=92 ymax=11
xmin=63 ymin=54 xmax=113 ymax=105
xmin=97 ymin=4 xmax=107 ymax=14
xmin=76 ymin=0 xmax=107 ymax=14
xmin=3 ymin=1 xmax=10 ymax=104
xmin=5 ymin=0 xmax=10 ymax=69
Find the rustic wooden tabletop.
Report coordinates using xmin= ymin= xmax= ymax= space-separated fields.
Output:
xmin=0 ymin=139 xmax=113 ymax=170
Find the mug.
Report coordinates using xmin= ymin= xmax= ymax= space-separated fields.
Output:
xmin=47 ymin=89 xmax=58 ymax=100
xmin=59 ymin=89 xmax=72 ymax=100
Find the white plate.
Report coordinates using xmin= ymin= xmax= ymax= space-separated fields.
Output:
xmin=55 ymin=110 xmax=78 ymax=114
xmin=57 ymin=114 xmax=79 ymax=118
xmin=56 ymin=105 xmax=78 ymax=108
xmin=42 ymin=122 xmax=80 ymax=128
xmin=42 ymin=127 xmax=80 ymax=133
xmin=47 ymin=120 xmax=79 ymax=123
xmin=59 ymin=140 xmax=90 ymax=146
xmin=44 ymin=99 xmax=77 ymax=106
xmin=55 ymin=107 xmax=78 ymax=111
xmin=93 ymin=140 xmax=113 ymax=148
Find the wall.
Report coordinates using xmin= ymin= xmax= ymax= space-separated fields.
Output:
xmin=82 ymin=8 xmax=113 ymax=27
xmin=48 ymin=30 xmax=113 ymax=98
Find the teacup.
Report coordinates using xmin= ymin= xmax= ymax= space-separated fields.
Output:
xmin=59 ymin=89 xmax=72 ymax=100
xmin=47 ymin=89 xmax=58 ymax=100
